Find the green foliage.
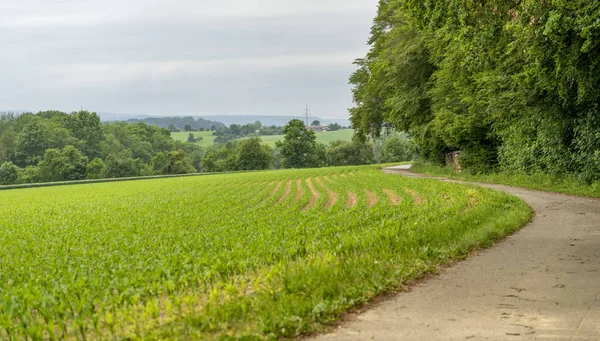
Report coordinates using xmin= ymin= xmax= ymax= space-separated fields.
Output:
xmin=37 ymin=145 xmax=88 ymax=182
xmin=236 ymin=137 xmax=274 ymax=170
xmin=187 ymin=133 xmax=196 ymax=143
xmin=276 ymin=119 xmax=324 ymax=168
xmin=86 ymin=158 xmax=106 ymax=180
xmin=102 ymin=150 xmax=143 ymax=178
xmin=0 ymin=165 xmax=530 ymax=339
xmin=413 ymin=162 xmax=600 ymax=199
xmin=351 ymin=1 xmax=600 ymax=181
xmin=380 ymin=134 xmax=416 ymax=163
xmin=327 ymin=123 xmax=342 ymax=131
xmin=162 ymin=150 xmax=195 ymax=175
xmin=326 ymin=139 xmax=375 ymax=166
xmin=311 ymin=120 xmax=320 ymax=126
xmin=0 ymin=161 xmax=19 ymax=185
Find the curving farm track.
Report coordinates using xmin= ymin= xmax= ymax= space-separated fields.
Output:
xmin=313 ymin=165 xmax=600 ymax=340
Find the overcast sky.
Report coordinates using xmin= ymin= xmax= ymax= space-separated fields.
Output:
xmin=0 ymin=0 xmax=377 ymax=118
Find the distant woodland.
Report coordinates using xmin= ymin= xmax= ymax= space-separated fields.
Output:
xmin=0 ymin=112 xmax=413 ymax=185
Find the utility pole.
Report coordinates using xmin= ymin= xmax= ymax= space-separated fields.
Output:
xmin=304 ymin=105 xmax=310 ymax=126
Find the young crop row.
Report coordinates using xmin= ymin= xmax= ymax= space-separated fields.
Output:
xmin=0 ymin=165 xmax=531 ymax=340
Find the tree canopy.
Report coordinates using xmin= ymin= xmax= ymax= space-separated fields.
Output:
xmin=351 ymin=0 xmax=600 ymax=181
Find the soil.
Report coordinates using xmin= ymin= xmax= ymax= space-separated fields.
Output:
xmin=346 ymin=192 xmax=358 ymax=208
xmin=383 ymin=189 xmax=401 ymax=206
xmin=365 ymin=190 xmax=378 ymax=207
xmin=304 ymin=178 xmax=320 ymax=211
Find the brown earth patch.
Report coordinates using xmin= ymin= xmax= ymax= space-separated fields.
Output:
xmin=294 ymin=179 xmax=304 ymax=201
xmin=340 ymin=173 xmax=346 ymax=178
xmin=404 ymin=188 xmax=427 ymax=205
xmin=346 ymin=191 xmax=358 ymax=208
xmin=276 ymin=180 xmax=293 ymax=204
xmin=323 ymin=176 xmax=333 ymax=183
xmin=304 ymin=178 xmax=320 ymax=211
xmin=333 ymin=174 xmax=339 ymax=179
xmin=384 ymin=189 xmax=402 ymax=206
xmin=315 ymin=177 xmax=339 ymax=209
xmin=270 ymin=180 xmax=284 ymax=196
xmin=366 ymin=190 xmax=378 ymax=207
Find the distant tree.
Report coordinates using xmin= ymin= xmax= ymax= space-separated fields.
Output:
xmin=276 ymin=119 xmax=321 ymax=168
xmin=63 ymin=111 xmax=104 ymax=158
xmin=200 ymin=127 xmax=205 ymax=132
xmin=151 ymin=152 xmax=168 ymax=173
xmin=381 ymin=135 xmax=415 ymax=163
xmin=229 ymin=124 xmax=241 ymax=136
xmin=14 ymin=119 xmax=50 ymax=166
xmin=184 ymin=124 xmax=192 ymax=132
xmin=0 ymin=161 xmax=19 ymax=185
xmin=37 ymin=145 xmax=88 ymax=182
xmin=327 ymin=123 xmax=341 ymax=131
xmin=210 ymin=125 xmax=216 ymax=131
xmin=163 ymin=150 xmax=195 ymax=174
xmin=311 ymin=120 xmax=320 ymax=126
xmin=102 ymin=151 xmax=141 ymax=178
xmin=326 ymin=139 xmax=375 ymax=166
xmin=18 ymin=166 xmax=40 ymax=184
xmin=167 ymin=124 xmax=179 ymax=132
xmin=86 ymin=158 xmax=106 ymax=179
xmin=187 ymin=133 xmax=196 ymax=143
xmin=237 ymin=137 xmax=273 ymax=170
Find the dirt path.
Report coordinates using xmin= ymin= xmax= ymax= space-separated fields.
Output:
xmin=313 ymin=165 xmax=600 ymax=340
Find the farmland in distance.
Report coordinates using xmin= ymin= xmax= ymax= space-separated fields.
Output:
xmin=0 ymin=165 xmax=531 ymax=340
xmin=171 ymin=129 xmax=354 ymax=147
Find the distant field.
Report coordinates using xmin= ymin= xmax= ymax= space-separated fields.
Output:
xmin=171 ymin=129 xmax=354 ymax=147
xmin=170 ymin=130 xmax=217 ymax=145
xmin=0 ymin=165 xmax=530 ymax=340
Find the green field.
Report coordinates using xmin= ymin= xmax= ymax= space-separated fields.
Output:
xmin=171 ymin=129 xmax=354 ymax=147
xmin=0 ymin=165 xmax=530 ymax=340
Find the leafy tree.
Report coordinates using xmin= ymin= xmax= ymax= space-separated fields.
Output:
xmin=163 ymin=150 xmax=196 ymax=175
xmin=86 ymin=158 xmax=106 ymax=179
xmin=63 ymin=111 xmax=104 ymax=158
xmin=276 ymin=119 xmax=321 ymax=169
xmin=187 ymin=133 xmax=196 ymax=143
xmin=184 ymin=124 xmax=192 ymax=132
xmin=167 ymin=124 xmax=179 ymax=132
xmin=380 ymin=134 xmax=415 ymax=163
xmin=14 ymin=119 xmax=50 ymax=166
xmin=237 ymin=137 xmax=273 ymax=170
xmin=102 ymin=151 xmax=141 ymax=178
xmin=37 ymin=145 xmax=88 ymax=182
xmin=327 ymin=123 xmax=341 ymax=131
xmin=0 ymin=161 xmax=19 ymax=185
xmin=311 ymin=120 xmax=320 ymax=126
xmin=210 ymin=125 xmax=216 ymax=131
xmin=152 ymin=152 xmax=168 ymax=173
xmin=326 ymin=140 xmax=374 ymax=166
xmin=18 ymin=166 xmax=40 ymax=184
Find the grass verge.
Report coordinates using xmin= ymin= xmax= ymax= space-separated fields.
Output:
xmin=412 ymin=162 xmax=600 ymax=198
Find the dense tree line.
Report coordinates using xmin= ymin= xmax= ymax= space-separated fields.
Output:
xmin=124 ymin=116 xmax=225 ymax=132
xmin=351 ymin=1 xmax=600 ymax=182
xmin=0 ymin=111 xmax=205 ymax=185
xmin=0 ymin=113 xmax=414 ymax=186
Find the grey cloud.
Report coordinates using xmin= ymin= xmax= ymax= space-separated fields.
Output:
xmin=0 ymin=0 xmax=377 ymax=118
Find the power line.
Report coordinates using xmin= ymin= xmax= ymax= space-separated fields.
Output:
xmin=304 ymin=105 xmax=310 ymax=126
